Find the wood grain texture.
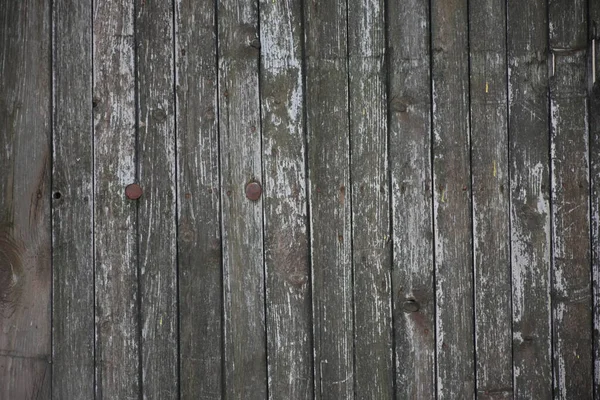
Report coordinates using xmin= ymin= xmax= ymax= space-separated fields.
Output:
xmin=175 ymin=0 xmax=223 ymax=397
xmin=549 ymin=0 xmax=592 ymax=398
xmin=431 ymin=0 xmax=474 ymax=398
xmin=348 ymin=0 xmax=392 ymax=397
xmin=387 ymin=0 xmax=435 ymax=397
xmin=136 ymin=0 xmax=178 ymax=398
xmin=217 ymin=0 xmax=267 ymax=396
xmin=93 ymin=0 xmax=140 ymax=397
xmin=468 ymin=0 xmax=512 ymax=398
xmin=0 ymin=0 xmax=52 ymax=398
xmin=52 ymin=0 xmax=94 ymax=398
xmin=259 ymin=0 xmax=313 ymax=398
xmin=591 ymin=2 xmax=600 ymax=397
xmin=304 ymin=0 xmax=353 ymax=397
xmin=507 ymin=0 xmax=552 ymax=397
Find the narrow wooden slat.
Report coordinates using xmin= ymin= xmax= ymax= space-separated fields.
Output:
xmin=591 ymin=2 xmax=600 ymax=397
xmin=136 ymin=1 xmax=178 ymax=398
xmin=549 ymin=1 xmax=592 ymax=397
xmin=93 ymin=0 xmax=139 ymax=397
xmin=468 ymin=0 xmax=512 ymax=398
xmin=259 ymin=0 xmax=312 ymax=398
xmin=387 ymin=0 xmax=435 ymax=397
xmin=304 ymin=0 xmax=352 ymax=397
xmin=431 ymin=0 xmax=474 ymax=398
xmin=175 ymin=0 xmax=223 ymax=397
xmin=52 ymin=0 xmax=94 ymax=398
xmin=0 ymin=0 xmax=52 ymax=398
xmin=348 ymin=0 xmax=392 ymax=397
xmin=217 ymin=0 xmax=266 ymax=396
xmin=388 ymin=0 xmax=435 ymax=397
xmin=506 ymin=0 xmax=552 ymax=397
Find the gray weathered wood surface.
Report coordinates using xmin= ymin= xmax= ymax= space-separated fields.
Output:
xmin=1 ymin=0 xmax=598 ymax=398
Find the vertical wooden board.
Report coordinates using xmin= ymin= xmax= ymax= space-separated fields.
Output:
xmin=175 ymin=0 xmax=223 ymax=398
xmin=218 ymin=0 xmax=266 ymax=396
xmin=387 ymin=0 xmax=435 ymax=397
xmin=93 ymin=0 xmax=139 ymax=398
xmin=259 ymin=0 xmax=313 ymax=398
xmin=136 ymin=1 xmax=178 ymax=398
xmin=468 ymin=0 xmax=512 ymax=398
xmin=348 ymin=0 xmax=392 ymax=397
xmin=506 ymin=0 xmax=552 ymax=397
xmin=52 ymin=0 xmax=94 ymax=398
xmin=591 ymin=2 xmax=600 ymax=397
xmin=0 ymin=0 xmax=51 ymax=398
xmin=430 ymin=0 xmax=474 ymax=398
xmin=304 ymin=0 xmax=352 ymax=397
xmin=549 ymin=1 xmax=592 ymax=397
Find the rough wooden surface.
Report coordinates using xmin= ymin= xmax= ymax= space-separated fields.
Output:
xmin=259 ymin=0 xmax=313 ymax=398
xmin=93 ymin=0 xmax=140 ymax=397
xmin=52 ymin=0 xmax=94 ymax=398
xmin=549 ymin=0 xmax=592 ymax=397
xmin=468 ymin=0 xmax=512 ymax=398
xmin=387 ymin=0 xmax=435 ymax=397
xmin=348 ymin=0 xmax=392 ymax=397
xmin=217 ymin=0 xmax=267 ymax=396
xmin=507 ymin=0 xmax=552 ymax=397
xmin=175 ymin=0 xmax=223 ymax=397
xmin=136 ymin=0 xmax=178 ymax=398
xmin=591 ymin=2 xmax=600 ymax=397
xmin=304 ymin=0 xmax=353 ymax=397
xmin=431 ymin=0 xmax=474 ymax=398
xmin=0 ymin=1 xmax=52 ymax=398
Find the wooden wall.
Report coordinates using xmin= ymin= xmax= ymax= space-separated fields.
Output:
xmin=0 ymin=0 xmax=598 ymax=398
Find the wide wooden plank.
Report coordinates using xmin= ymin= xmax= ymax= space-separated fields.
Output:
xmin=175 ymin=0 xmax=223 ymax=397
xmin=507 ymin=0 xmax=552 ymax=397
xmin=52 ymin=0 xmax=94 ymax=398
xmin=591 ymin=3 xmax=600 ymax=398
xmin=348 ymin=0 xmax=392 ymax=397
xmin=387 ymin=0 xmax=435 ymax=397
xmin=468 ymin=0 xmax=512 ymax=398
xmin=430 ymin=0 xmax=474 ymax=398
xmin=93 ymin=0 xmax=140 ymax=397
xmin=549 ymin=1 xmax=592 ymax=397
xmin=0 ymin=1 xmax=52 ymax=398
xmin=304 ymin=0 xmax=352 ymax=397
xmin=136 ymin=1 xmax=178 ymax=398
xmin=259 ymin=0 xmax=313 ymax=398
xmin=217 ymin=0 xmax=266 ymax=396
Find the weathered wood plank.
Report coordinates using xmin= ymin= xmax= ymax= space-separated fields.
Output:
xmin=468 ymin=0 xmax=512 ymax=398
xmin=304 ymin=0 xmax=352 ymax=397
xmin=52 ymin=0 xmax=94 ymax=398
xmin=431 ymin=0 xmax=474 ymax=398
xmin=93 ymin=0 xmax=140 ymax=397
xmin=175 ymin=0 xmax=223 ymax=397
xmin=348 ymin=0 xmax=392 ymax=397
xmin=259 ymin=0 xmax=312 ymax=398
xmin=591 ymin=3 xmax=600 ymax=398
xmin=136 ymin=1 xmax=178 ymax=398
xmin=0 ymin=1 xmax=52 ymax=398
xmin=387 ymin=0 xmax=435 ymax=397
xmin=549 ymin=1 xmax=592 ymax=398
xmin=388 ymin=0 xmax=435 ymax=397
xmin=507 ymin=0 xmax=552 ymax=397
xmin=217 ymin=0 xmax=266 ymax=396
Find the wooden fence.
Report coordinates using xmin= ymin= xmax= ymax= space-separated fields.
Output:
xmin=1 ymin=0 xmax=599 ymax=398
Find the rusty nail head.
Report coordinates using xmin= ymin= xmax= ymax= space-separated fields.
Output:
xmin=245 ymin=181 xmax=262 ymax=201
xmin=126 ymin=183 xmax=143 ymax=200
